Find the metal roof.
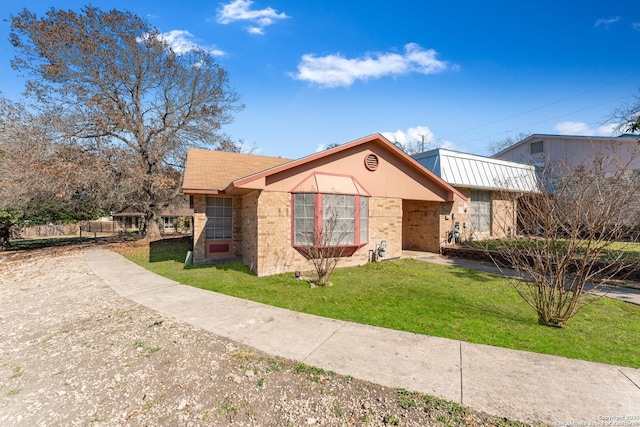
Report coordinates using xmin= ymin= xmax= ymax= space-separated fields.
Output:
xmin=413 ymin=148 xmax=538 ymax=192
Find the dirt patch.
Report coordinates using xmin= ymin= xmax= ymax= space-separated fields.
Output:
xmin=0 ymin=246 xmax=539 ymax=426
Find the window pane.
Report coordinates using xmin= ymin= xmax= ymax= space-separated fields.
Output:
xmin=360 ymin=197 xmax=368 ymax=243
xmin=205 ymin=197 xmax=233 ymax=240
xmin=293 ymin=193 xmax=315 ymax=245
xmin=293 ymin=193 xmax=370 ymax=247
xmin=322 ymin=194 xmax=355 ymax=246
xmin=471 ymin=190 xmax=491 ymax=233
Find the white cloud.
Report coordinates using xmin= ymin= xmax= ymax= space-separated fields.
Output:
xmin=595 ymin=17 xmax=621 ymax=28
xmin=382 ymin=126 xmax=435 ymax=146
xmin=381 ymin=126 xmax=454 ymax=152
xmin=217 ymin=0 xmax=288 ymax=35
xmin=554 ymin=121 xmax=619 ymax=136
xmin=632 ymin=22 xmax=640 ymax=31
xmin=292 ymin=43 xmax=454 ymax=88
xmin=158 ymin=30 xmax=225 ymax=56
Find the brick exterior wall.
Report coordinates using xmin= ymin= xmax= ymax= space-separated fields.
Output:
xmin=438 ymin=194 xmax=471 ymax=247
xmin=192 ymin=194 xmax=207 ymax=262
xmin=250 ymin=193 xmax=405 ymax=276
xmin=255 ymin=191 xmax=302 ymax=276
xmin=491 ymin=193 xmax=516 ymax=238
xmin=449 ymin=187 xmax=517 ymax=242
xmin=403 ymin=200 xmax=440 ymax=251
xmin=442 ymin=200 xmax=463 ymax=245
xmin=368 ymin=197 xmax=403 ymax=261
xmin=232 ymin=196 xmax=243 ymax=257
xmin=193 ymin=190 xmax=467 ymax=275
xmin=240 ymin=191 xmax=259 ymax=271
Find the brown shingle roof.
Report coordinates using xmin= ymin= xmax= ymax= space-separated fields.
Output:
xmin=182 ymin=149 xmax=291 ymax=192
xmin=182 ymin=135 xmax=466 ymax=201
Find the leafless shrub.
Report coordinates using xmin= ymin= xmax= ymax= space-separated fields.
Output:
xmin=487 ymin=151 xmax=640 ymax=327
xmin=296 ymin=204 xmax=354 ymax=287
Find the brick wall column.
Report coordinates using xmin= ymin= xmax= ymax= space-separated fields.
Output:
xmin=192 ymin=194 xmax=207 ymax=263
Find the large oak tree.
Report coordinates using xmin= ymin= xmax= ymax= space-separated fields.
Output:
xmin=9 ymin=6 xmax=243 ymax=238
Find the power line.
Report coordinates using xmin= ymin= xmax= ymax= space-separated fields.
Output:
xmin=454 ymin=96 xmax=629 ymax=150
xmin=439 ymin=74 xmax=640 ymax=143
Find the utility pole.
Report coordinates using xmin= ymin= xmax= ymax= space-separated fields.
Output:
xmin=419 ymin=134 xmax=427 ymax=152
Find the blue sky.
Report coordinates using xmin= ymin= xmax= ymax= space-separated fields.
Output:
xmin=1 ymin=0 xmax=639 ymax=158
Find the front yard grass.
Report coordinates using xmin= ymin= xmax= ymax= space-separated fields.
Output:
xmin=118 ymin=239 xmax=640 ymax=368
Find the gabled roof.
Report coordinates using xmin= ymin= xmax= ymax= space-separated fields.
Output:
xmin=413 ymin=148 xmax=538 ymax=192
xmin=492 ymin=133 xmax=640 ymax=158
xmin=183 ymin=134 xmax=466 ymax=201
xmin=183 ymin=150 xmax=292 ymax=193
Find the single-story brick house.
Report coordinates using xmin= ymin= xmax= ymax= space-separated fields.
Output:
xmin=182 ymin=134 xmax=469 ymax=276
xmin=413 ymin=148 xmax=538 ymax=241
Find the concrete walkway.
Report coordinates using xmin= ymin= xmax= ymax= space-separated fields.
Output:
xmin=403 ymin=250 xmax=640 ymax=306
xmin=84 ymin=248 xmax=640 ymax=425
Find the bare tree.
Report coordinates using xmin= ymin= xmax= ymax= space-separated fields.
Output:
xmin=486 ymin=154 xmax=640 ymax=327
xmin=611 ymin=88 xmax=640 ymax=133
xmin=390 ymin=134 xmax=437 ymax=155
xmin=486 ymin=132 xmax=531 ymax=155
xmin=0 ymin=96 xmax=123 ymax=247
xmin=295 ymin=200 xmax=356 ymax=287
xmin=9 ymin=6 xmax=243 ymax=239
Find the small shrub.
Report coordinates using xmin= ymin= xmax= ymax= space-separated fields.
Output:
xmin=383 ymin=413 xmax=401 ymax=425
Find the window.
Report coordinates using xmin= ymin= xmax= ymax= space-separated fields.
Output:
xmin=292 ymin=193 xmax=368 ymax=247
xmin=471 ymin=190 xmax=491 ymax=233
xmin=322 ymin=194 xmax=356 ymax=245
xmin=530 ymin=141 xmax=544 ymax=154
xmin=293 ymin=193 xmax=315 ymax=245
xmin=359 ymin=197 xmax=369 ymax=244
xmin=163 ymin=217 xmax=174 ymax=229
xmin=206 ymin=197 xmax=232 ymax=239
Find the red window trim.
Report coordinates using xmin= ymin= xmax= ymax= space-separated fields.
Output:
xmin=290 ymin=193 xmax=368 ymax=253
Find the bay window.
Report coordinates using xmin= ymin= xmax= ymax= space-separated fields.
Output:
xmin=292 ymin=193 xmax=369 ymax=248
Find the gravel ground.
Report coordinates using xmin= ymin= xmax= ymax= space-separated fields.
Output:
xmin=0 ymin=245 xmax=539 ymax=426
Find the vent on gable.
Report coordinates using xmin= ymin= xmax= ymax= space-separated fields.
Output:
xmin=365 ymin=154 xmax=379 ymax=171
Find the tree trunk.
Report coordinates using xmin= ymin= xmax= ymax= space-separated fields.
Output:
xmin=0 ymin=223 xmax=11 ymax=249
xmin=144 ymin=210 xmax=162 ymax=240
xmin=537 ymin=312 xmax=566 ymax=328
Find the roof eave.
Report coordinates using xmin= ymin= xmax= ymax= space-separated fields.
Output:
xmin=183 ymin=188 xmax=225 ymax=195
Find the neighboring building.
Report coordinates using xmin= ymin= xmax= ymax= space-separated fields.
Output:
xmin=182 ymin=134 xmax=469 ymax=276
xmin=492 ymin=134 xmax=640 ymax=174
xmin=112 ymin=205 xmax=193 ymax=234
xmin=493 ymin=133 xmax=640 ymax=232
xmin=413 ymin=148 xmax=537 ymax=241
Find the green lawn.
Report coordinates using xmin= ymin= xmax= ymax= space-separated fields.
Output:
xmin=118 ymin=239 xmax=640 ymax=368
